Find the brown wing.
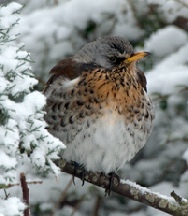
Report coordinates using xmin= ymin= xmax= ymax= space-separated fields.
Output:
xmin=136 ymin=68 xmax=147 ymax=92
xmin=43 ymin=57 xmax=81 ymax=93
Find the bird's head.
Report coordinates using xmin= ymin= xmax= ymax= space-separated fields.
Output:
xmin=73 ymin=36 xmax=150 ymax=71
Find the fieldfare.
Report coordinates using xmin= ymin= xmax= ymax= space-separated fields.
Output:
xmin=44 ymin=36 xmax=155 ymax=182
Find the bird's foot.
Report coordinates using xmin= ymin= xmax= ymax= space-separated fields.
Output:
xmin=71 ymin=161 xmax=87 ymax=186
xmin=104 ymin=172 xmax=120 ymax=196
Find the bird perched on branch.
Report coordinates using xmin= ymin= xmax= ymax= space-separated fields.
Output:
xmin=44 ymin=36 xmax=155 ymax=188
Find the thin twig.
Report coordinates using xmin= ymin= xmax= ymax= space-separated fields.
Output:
xmin=3 ymin=189 xmax=10 ymax=199
xmin=171 ymin=191 xmax=186 ymax=204
xmin=56 ymin=178 xmax=72 ymax=209
xmin=71 ymin=194 xmax=85 ymax=216
xmin=27 ymin=181 xmax=43 ymax=185
xmin=92 ymin=195 xmax=102 ymax=216
xmin=0 ymin=180 xmax=43 ymax=189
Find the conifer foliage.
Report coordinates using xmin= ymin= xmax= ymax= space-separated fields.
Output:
xmin=0 ymin=1 xmax=65 ymax=189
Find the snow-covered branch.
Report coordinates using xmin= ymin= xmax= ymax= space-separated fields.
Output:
xmin=55 ymin=159 xmax=188 ymax=216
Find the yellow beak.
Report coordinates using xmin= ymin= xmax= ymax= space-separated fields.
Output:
xmin=126 ymin=51 xmax=150 ymax=63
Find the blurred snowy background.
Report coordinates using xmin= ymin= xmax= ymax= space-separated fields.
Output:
xmin=0 ymin=0 xmax=188 ymax=215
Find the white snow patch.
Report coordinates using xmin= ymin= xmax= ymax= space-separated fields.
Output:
xmin=146 ymin=41 xmax=188 ymax=96
xmin=0 ymin=150 xmax=17 ymax=169
xmin=0 ymin=197 xmax=26 ymax=216
xmin=145 ymin=26 xmax=188 ymax=57
xmin=121 ymin=179 xmax=174 ymax=202
xmin=0 ymin=2 xmax=22 ymax=16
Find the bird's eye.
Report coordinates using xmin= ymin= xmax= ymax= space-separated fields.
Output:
xmin=109 ymin=56 xmax=117 ymax=63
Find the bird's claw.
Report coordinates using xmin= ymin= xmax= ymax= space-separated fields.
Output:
xmin=71 ymin=161 xmax=87 ymax=186
xmin=104 ymin=172 xmax=120 ymax=196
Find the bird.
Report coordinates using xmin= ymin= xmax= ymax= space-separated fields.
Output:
xmin=44 ymin=36 xmax=155 ymax=189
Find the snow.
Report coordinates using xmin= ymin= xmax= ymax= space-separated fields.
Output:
xmin=0 ymin=197 xmax=26 ymax=216
xmin=15 ymin=0 xmax=145 ymax=81
xmin=31 ymin=147 xmax=46 ymax=168
xmin=0 ymin=118 xmax=19 ymax=147
xmin=0 ymin=150 xmax=17 ymax=169
xmin=145 ymin=26 xmax=188 ymax=57
xmin=147 ymin=0 xmax=188 ymax=23
xmin=0 ymin=2 xmax=22 ymax=16
xmin=147 ymin=65 xmax=188 ymax=96
xmin=0 ymin=3 xmax=65 ymax=215
xmin=145 ymin=27 xmax=188 ymax=96
xmin=1 ymin=0 xmax=188 ymax=216
xmin=0 ymin=2 xmax=65 ymax=180
xmin=121 ymin=179 xmax=174 ymax=202
xmin=159 ymin=1 xmax=188 ymax=23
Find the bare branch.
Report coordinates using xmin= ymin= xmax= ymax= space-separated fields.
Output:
xmin=54 ymin=159 xmax=188 ymax=216
xmin=20 ymin=172 xmax=30 ymax=216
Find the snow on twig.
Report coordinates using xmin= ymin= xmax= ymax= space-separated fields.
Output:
xmin=55 ymin=159 xmax=188 ymax=216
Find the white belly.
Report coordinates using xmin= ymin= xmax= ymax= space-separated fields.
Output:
xmin=62 ymin=112 xmax=149 ymax=173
